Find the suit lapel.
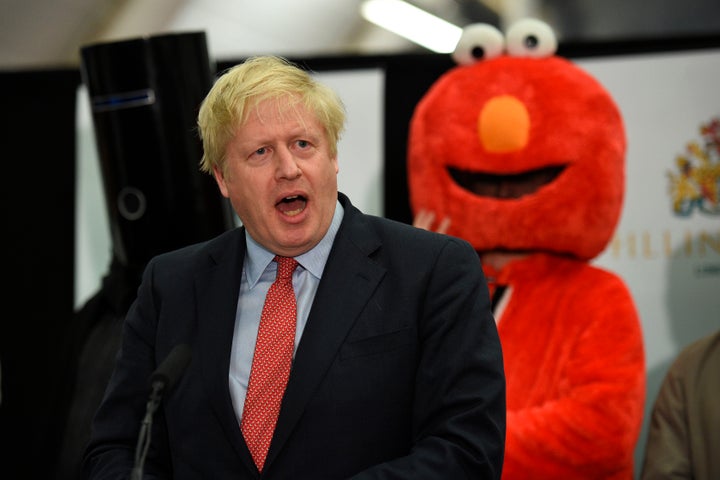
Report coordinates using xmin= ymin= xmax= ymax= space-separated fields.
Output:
xmin=267 ymin=198 xmax=386 ymax=465
xmin=194 ymin=229 xmax=256 ymax=469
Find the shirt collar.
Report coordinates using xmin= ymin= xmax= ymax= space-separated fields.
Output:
xmin=244 ymin=199 xmax=344 ymax=288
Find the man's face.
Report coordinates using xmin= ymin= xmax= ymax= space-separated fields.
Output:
xmin=213 ymin=97 xmax=339 ymax=257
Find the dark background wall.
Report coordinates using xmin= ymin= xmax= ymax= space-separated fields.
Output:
xmin=0 ymin=68 xmax=81 ymax=478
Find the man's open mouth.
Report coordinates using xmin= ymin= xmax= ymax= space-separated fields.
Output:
xmin=277 ymin=195 xmax=307 ymax=216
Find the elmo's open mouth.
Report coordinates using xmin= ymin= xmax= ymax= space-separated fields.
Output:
xmin=448 ymin=165 xmax=565 ymax=199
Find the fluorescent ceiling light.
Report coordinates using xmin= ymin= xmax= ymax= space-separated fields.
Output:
xmin=360 ymin=0 xmax=462 ymax=53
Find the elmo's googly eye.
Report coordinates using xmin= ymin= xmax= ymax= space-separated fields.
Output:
xmin=505 ymin=18 xmax=557 ymax=58
xmin=452 ymin=23 xmax=504 ymax=66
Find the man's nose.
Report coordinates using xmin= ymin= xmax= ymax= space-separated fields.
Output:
xmin=276 ymin=147 xmax=301 ymax=178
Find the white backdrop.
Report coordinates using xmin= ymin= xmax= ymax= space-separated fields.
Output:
xmin=578 ymin=48 xmax=720 ymax=474
xmin=75 ymin=48 xmax=720 ymax=477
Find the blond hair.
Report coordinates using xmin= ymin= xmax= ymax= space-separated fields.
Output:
xmin=197 ymin=55 xmax=346 ymax=174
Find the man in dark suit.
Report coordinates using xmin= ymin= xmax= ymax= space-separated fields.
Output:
xmin=83 ymin=55 xmax=505 ymax=479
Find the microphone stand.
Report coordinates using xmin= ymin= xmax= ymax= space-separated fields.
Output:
xmin=128 ymin=344 xmax=191 ymax=479
xmin=130 ymin=380 xmax=165 ymax=480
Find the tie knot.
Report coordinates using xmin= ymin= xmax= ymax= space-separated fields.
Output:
xmin=274 ymin=255 xmax=298 ymax=280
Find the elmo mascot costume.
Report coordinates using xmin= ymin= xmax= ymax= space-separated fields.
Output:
xmin=408 ymin=19 xmax=645 ymax=479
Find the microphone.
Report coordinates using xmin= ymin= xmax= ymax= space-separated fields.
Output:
xmin=130 ymin=344 xmax=192 ymax=480
xmin=149 ymin=343 xmax=192 ymax=392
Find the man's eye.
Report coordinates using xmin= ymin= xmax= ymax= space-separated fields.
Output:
xmin=297 ymin=140 xmax=309 ymax=148
xmin=255 ymin=147 xmax=267 ymax=155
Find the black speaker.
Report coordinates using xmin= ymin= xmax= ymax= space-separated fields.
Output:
xmin=80 ymin=32 xmax=233 ymax=268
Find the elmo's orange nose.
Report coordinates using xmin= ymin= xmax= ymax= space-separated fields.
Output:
xmin=478 ymin=95 xmax=530 ymax=153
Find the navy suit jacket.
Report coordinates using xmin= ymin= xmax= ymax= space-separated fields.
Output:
xmin=84 ymin=193 xmax=505 ymax=479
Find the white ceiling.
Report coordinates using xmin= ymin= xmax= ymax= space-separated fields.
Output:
xmin=1 ymin=0 xmax=718 ymax=70
xmin=0 ymin=0 xmax=501 ymax=69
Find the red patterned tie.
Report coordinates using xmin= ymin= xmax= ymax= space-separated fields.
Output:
xmin=241 ymin=255 xmax=298 ymax=471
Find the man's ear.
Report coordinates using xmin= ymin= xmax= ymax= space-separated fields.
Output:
xmin=212 ymin=165 xmax=230 ymax=198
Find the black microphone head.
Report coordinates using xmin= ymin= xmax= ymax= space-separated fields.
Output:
xmin=150 ymin=344 xmax=192 ymax=392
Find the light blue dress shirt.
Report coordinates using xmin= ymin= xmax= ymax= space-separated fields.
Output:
xmin=229 ymin=200 xmax=344 ymax=422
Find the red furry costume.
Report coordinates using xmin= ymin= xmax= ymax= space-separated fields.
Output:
xmin=407 ymin=20 xmax=645 ymax=479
